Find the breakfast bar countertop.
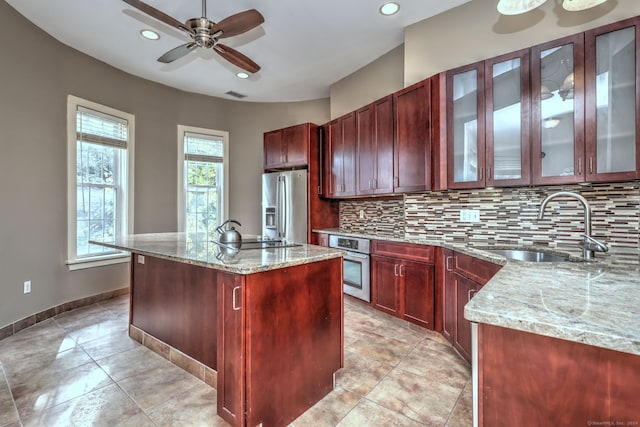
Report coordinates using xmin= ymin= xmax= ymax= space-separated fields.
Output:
xmin=315 ymin=228 xmax=640 ymax=356
xmin=91 ymin=232 xmax=344 ymax=275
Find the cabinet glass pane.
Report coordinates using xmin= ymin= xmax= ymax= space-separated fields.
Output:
xmin=540 ymin=44 xmax=576 ymax=177
xmin=492 ymin=58 xmax=522 ymax=180
xmin=595 ymin=26 xmax=636 ymax=174
xmin=453 ymin=70 xmax=479 ymax=182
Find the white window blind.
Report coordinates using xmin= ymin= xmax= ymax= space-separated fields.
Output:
xmin=77 ymin=106 xmax=128 ymax=149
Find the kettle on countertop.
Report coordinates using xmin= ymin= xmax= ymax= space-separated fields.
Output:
xmin=217 ymin=219 xmax=242 ymax=244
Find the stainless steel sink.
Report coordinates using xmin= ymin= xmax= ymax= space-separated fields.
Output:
xmin=483 ymin=248 xmax=573 ymax=263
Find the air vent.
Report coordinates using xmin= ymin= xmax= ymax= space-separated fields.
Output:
xmin=225 ymin=90 xmax=247 ymax=99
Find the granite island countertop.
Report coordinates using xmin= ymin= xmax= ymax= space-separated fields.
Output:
xmin=91 ymin=232 xmax=344 ymax=275
xmin=315 ymin=228 xmax=640 ymax=356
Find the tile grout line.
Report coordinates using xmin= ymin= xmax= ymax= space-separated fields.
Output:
xmin=443 ymin=378 xmax=471 ymax=426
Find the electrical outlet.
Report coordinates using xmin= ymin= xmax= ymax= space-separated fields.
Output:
xmin=138 ymin=255 xmax=145 ymax=264
xmin=460 ymin=209 xmax=480 ymax=223
xmin=23 ymin=280 xmax=31 ymax=294
xmin=359 ymin=209 xmax=366 ymax=220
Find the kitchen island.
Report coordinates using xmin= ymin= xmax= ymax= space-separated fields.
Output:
xmin=93 ymin=233 xmax=344 ymax=427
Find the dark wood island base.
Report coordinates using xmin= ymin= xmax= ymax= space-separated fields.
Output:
xmin=129 ymin=253 xmax=343 ymax=427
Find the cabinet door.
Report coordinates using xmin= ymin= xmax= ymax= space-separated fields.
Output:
xmin=447 ymin=62 xmax=486 ymax=189
xmin=217 ymin=272 xmax=245 ymax=426
xmin=374 ymin=95 xmax=394 ymax=194
xmin=371 ymin=255 xmax=400 ymax=316
xmin=585 ymin=17 xmax=640 ymax=182
xmin=341 ymin=112 xmax=357 ymax=196
xmin=264 ymin=130 xmax=283 ymax=169
xmin=328 ymin=119 xmax=342 ymax=197
xmin=531 ymin=34 xmax=585 ymax=185
xmin=393 ymin=80 xmax=431 ymax=193
xmin=441 ymin=249 xmax=456 ymax=344
xmin=453 ymin=273 xmax=479 ymax=363
xmin=402 ymin=260 xmax=435 ymax=329
xmin=283 ymin=124 xmax=308 ymax=167
xmin=356 ymin=104 xmax=375 ymax=195
xmin=329 ymin=113 xmax=356 ymax=197
xmin=485 ymin=49 xmax=531 ymax=187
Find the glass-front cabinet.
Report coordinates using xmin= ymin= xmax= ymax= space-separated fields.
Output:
xmin=447 ymin=63 xmax=485 ymax=189
xmin=447 ymin=50 xmax=531 ymax=189
xmin=585 ymin=17 xmax=639 ymax=182
xmin=485 ymin=49 xmax=531 ymax=187
xmin=531 ymin=34 xmax=585 ymax=185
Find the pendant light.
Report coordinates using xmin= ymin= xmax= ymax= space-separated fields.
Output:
xmin=562 ymin=0 xmax=608 ymax=11
xmin=497 ymin=0 xmax=547 ymax=15
xmin=497 ymin=0 xmax=609 ymax=14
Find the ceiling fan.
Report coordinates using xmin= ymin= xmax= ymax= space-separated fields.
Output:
xmin=123 ymin=0 xmax=264 ymax=73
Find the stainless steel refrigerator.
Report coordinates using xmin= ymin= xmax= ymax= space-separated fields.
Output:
xmin=262 ymin=170 xmax=308 ymax=243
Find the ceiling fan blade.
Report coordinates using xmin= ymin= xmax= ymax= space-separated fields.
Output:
xmin=122 ymin=0 xmax=192 ymax=34
xmin=214 ymin=44 xmax=260 ymax=73
xmin=158 ymin=43 xmax=197 ymax=63
xmin=212 ymin=9 xmax=265 ymax=39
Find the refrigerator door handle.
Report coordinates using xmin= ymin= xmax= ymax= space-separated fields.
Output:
xmin=276 ymin=175 xmax=282 ymax=238
xmin=280 ymin=175 xmax=287 ymax=239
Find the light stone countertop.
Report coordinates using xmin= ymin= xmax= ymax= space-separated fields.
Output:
xmin=315 ymin=228 xmax=640 ymax=356
xmin=91 ymin=232 xmax=344 ymax=275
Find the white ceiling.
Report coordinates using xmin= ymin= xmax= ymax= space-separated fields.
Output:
xmin=6 ymin=0 xmax=470 ymax=102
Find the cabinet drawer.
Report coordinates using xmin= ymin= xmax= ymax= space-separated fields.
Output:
xmin=372 ymin=240 xmax=434 ymax=263
xmin=454 ymin=252 xmax=501 ymax=285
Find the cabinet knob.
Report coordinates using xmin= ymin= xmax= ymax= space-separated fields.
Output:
xmin=446 ymin=256 xmax=453 ymax=272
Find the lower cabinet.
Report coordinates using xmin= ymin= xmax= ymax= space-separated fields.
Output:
xmin=442 ymin=249 xmax=502 ymax=363
xmin=371 ymin=241 xmax=435 ymax=329
xmin=453 ymin=273 xmax=480 ymax=361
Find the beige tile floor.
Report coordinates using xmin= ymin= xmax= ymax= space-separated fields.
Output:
xmin=0 ymin=294 xmax=472 ymax=427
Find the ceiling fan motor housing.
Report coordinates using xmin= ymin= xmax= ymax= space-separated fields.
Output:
xmin=186 ymin=17 xmax=216 ymax=48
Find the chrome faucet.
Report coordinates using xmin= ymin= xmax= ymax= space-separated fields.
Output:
xmin=538 ymin=191 xmax=608 ymax=260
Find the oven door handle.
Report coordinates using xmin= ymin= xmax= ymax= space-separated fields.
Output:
xmin=344 ymin=252 xmax=369 ymax=259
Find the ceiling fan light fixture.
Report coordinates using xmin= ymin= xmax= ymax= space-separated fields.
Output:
xmin=497 ymin=0 xmax=547 ymax=15
xmin=380 ymin=2 xmax=400 ymax=16
xmin=236 ymin=72 xmax=249 ymax=79
xmin=562 ymin=0 xmax=608 ymax=11
xmin=140 ymin=29 xmax=160 ymax=40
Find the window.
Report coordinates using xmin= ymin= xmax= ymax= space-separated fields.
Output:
xmin=177 ymin=125 xmax=229 ymax=243
xmin=67 ymin=95 xmax=134 ymax=270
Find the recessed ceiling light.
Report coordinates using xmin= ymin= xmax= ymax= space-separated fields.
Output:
xmin=140 ymin=29 xmax=159 ymax=41
xmin=236 ymin=72 xmax=250 ymax=79
xmin=380 ymin=2 xmax=400 ymax=16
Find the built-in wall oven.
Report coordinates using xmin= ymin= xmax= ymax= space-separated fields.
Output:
xmin=329 ymin=235 xmax=370 ymax=302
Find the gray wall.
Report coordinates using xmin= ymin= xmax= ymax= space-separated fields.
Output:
xmin=330 ymin=45 xmax=405 ymax=119
xmin=0 ymin=1 xmax=328 ymax=328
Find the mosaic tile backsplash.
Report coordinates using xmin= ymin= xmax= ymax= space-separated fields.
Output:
xmin=340 ymin=182 xmax=640 ymax=258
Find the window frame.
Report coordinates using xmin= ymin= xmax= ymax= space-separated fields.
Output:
xmin=177 ymin=125 xmax=229 ymax=233
xmin=66 ymin=95 xmax=135 ymax=270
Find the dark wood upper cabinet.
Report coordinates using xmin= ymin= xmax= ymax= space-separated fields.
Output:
xmin=327 ymin=112 xmax=356 ymax=197
xmin=393 ymin=79 xmax=432 ymax=193
xmin=263 ymin=123 xmax=312 ymax=170
xmin=446 ymin=62 xmax=486 ymax=189
xmin=584 ymin=16 xmax=640 ymax=183
xmin=485 ymin=49 xmax=531 ymax=187
xmin=356 ymin=95 xmax=394 ymax=195
xmin=531 ymin=33 xmax=586 ymax=185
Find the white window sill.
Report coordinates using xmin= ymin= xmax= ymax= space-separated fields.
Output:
xmin=66 ymin=252 xmax=131 ymax=271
